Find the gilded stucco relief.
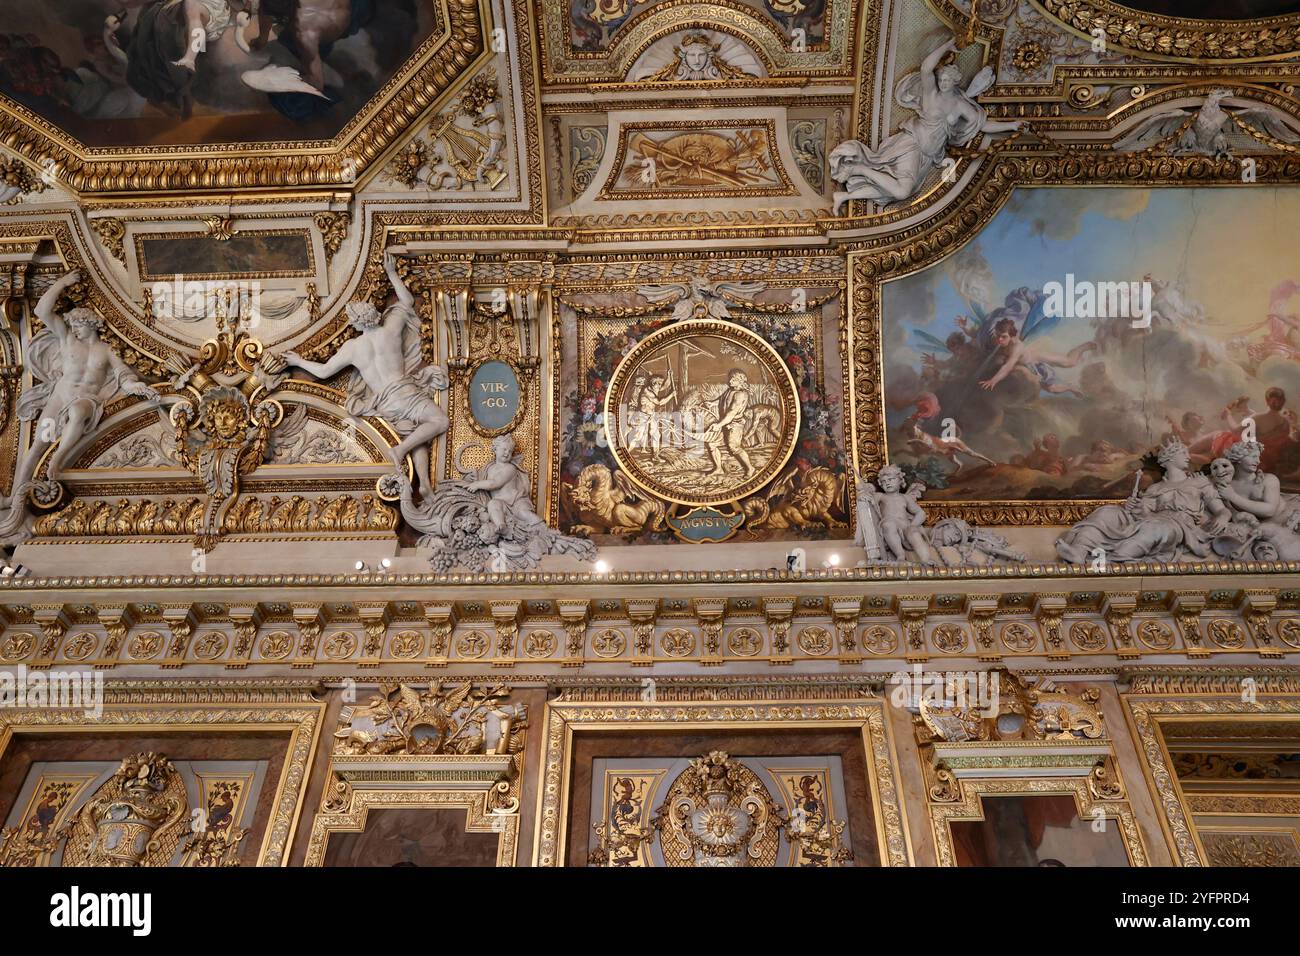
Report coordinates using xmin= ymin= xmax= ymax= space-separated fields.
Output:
xmin=0 ymin=0 xmax=1297 ymax=875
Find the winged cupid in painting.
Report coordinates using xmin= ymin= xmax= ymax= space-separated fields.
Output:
xmin=829 ymin=36 xmax=1023 ymax=213
xmin=282 ymin=253 xmax=448 ymax=495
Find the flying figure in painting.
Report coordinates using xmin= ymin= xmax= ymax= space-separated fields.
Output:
xmin=978 ymin=316 xmax=1096 ymax=396
xmin=910 ymin=289 xmax=1096 ymax=399
xmin=108 ymin=0 xmax=378 ymax=121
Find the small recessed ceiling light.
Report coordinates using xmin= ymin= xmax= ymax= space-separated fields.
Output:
xmin=594 ymin=559 xmax=610 ymax=574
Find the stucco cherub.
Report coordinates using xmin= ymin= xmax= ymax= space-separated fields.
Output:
xmin=855 ymin=464 xmax=939 ymax=566
xmin=172 ymin=386 xmax=278 ymax=551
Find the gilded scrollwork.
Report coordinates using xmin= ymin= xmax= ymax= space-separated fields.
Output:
xmin=332 ymin=681 xmax=525 ymax=757
xmin=31 ymin=493 xmax=396 ymax=539
xmin=1034 ymin=1 xmax=1300 ymax=62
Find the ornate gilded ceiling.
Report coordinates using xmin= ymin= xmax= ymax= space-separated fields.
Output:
xmin=0 ymin=0 xmax=1298 ymax=583
xmin=2 ymin=4 xmax=1300 ymax=884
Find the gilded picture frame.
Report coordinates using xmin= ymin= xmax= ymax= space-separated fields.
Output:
xmin=1122 ymin=673 xmax=1300 ymax=866
xmin=0 ymin=679 xmax=325 ymax=867
xmin=532 ymin=683 xmax=912 ymax=866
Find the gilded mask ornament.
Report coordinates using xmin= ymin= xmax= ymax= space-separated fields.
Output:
xmin=165 ymin=291 xmax=290 ymax=551
xmin=640 ymin=32 xmax=753 ymax=82
xmin=172 ymin=385 xmax=281 ymax=552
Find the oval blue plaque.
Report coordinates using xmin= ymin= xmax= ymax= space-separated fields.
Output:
xmin=469 ymin=360 xmax=521 ymax=432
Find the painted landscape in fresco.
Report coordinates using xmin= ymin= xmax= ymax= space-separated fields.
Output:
xmin=0 ymin=0 xmax=433 ymax=146
xmin=881 ymin=187 xmax=1300 ymax=502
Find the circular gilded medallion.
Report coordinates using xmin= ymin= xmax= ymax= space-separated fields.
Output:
xmin=63 ymin=632 xmax=98 ymax=662
xmin=1070 ymin=621 xmax=1108 ymax=651
xmin=661 ymin=627 xmax=696 ymax=658
xmin=1000 ymin=622 xmax=1038 ymax=652
xmin=932 ymin=623 xmax=967 ymax=654
xmin=456 ymin=630 xmax=489 ymax=660
xmin=193 ymin=632 xmax=228 ymax=660
xmin=604 ymin=319 xmax=800 ymax=507
xmin=1208 ymin=619 xmax=1247 ymax=649
xmin=390 ymin=631 xmax=424 ymax=659
xmin=0 ymin=632 xmax=35 ymax=661
xmin=523 ymin=630 xmax=557 ymax=659
xmin=862 ymin=625 xmax=898 ymax=655
xmin=1137 ymin=620 xmax=1175 ymax=650
xmin=797 ymin=626 xmax=832 ymax=656
xmin=592 ymin=628 xmax=627 ymax=658
xmin=324 ymin=632 xmax=358 ymax=660
xmin=727 ymin=627 xmax=762 ymax=657
xmin=128 ymin=632 xmax=164 ymax=660
xmin=259 ymin=631 xmax=294 ymax=661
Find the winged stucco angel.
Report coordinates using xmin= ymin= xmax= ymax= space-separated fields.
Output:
xmin=829 ymin=36 xmax=1023 ymax=213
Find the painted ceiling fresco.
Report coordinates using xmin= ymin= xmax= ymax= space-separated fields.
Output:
xmin=0 ymin=0 xmax=437 ymax=147
xmin=882 ymin=186 xmax=1300 ymax=504
xmin=568 ymin=0 xmax=828 ymax=53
